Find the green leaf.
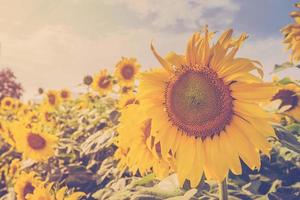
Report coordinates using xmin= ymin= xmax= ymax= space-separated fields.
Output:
xmin=274 ymin=126 xmax=300 ymax=153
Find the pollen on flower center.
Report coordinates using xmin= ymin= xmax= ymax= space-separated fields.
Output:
xmin=27 ymin=133 xmax=46 ymax=150
xmin=121 ymin=65 xmax=134 ymax=80
xmin=272 ymin=89 xmax=299 ymax=111
xmin=165 ymin=67 xmax=233 ymax=139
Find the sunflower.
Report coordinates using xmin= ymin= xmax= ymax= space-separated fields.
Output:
xmin=60 ymin=89 xmax=72 ymax=101
xmin=26 ymin=185 xmax=54 ymax=200
xmin=92 ymin=69 xmax=112 ymax=96
xmin=0 ymin=121 xmax=17 ymax=146
xmin=14 ymin=123 xmax=58 ymax=162
xmin=118 ymin=91 xmax=139 ymax=109
xmin=55 ymin=186 xmax=85 ymax=200
xmin=116 ymin=104 xmax=172 ymax=179
xmin=115 ymin=57 xmax=140 ymax=86
xmin=0 ymin=96 xmax=15 ymax=111
xmin=271 ymin=83 xmax=300 ymax=120
xmin=281 ymin=3 xmax=300 ymax=62
xmin=8 ymin=159 xmax=21 ymax=178
xmin=14 ymin=172 xmax=42 ymax=200
xmin=124 ymin=27 xmax=278 ymax=187
xmin=44 ymin=90 xmax=61 ymax=108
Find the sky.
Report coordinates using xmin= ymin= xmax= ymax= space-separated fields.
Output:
xmin=0 ymin=0 xmax=299 ymax=99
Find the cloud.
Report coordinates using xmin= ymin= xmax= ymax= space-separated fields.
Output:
xmin=106 ymin=0 xmax=239 ymax=30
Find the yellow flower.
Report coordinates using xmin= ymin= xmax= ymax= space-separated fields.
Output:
xmin=92 ymin=69 xmax=112 ymax=96
xmin=44 ymin=90 xmax=61 ymax=108
xmin=118 ymin=91 xmax=139 ymax=109
xmin=60 ymin=89 xmax=72 ymax=101
xmin=0 ymin=96 xmax=16 ymax=111
xmin=26 ymin=185 xmax=54 ymax=200
xmin=8 ymin=159 xmax=21 ymax=178
xmin=14 ymin=172 xmax=42 ymax=200
xmin=14 ymin=123 xmax=58 ymax=162
xmin=271 ymin=83 xmax=300 ymax=120
xmin=36 ymin=104 xmax=56 ymax=126
xmin=116 ymin=105 xmax=172 ymax=179
xmin=55 ymin=186 xmax=85 ymax=200
xmin=281 ymin=3 xmax=300 ymax=62
xmin=128 ymin=27 xmax=277 ymax=186
xmin=0 ymin=121 xmax=17 ymax=146
xmin=115 ymin=57 xmax=140 ymax=86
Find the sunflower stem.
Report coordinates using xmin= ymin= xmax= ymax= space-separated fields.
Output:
xmin=218 ymin=179 xmax=228 ymax=200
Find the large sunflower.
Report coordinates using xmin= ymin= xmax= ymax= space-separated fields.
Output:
xmin=127 ymin=28 xmax=277 ymax=186
xmin=92 ymin=69 xmax=112 ymax=96
xmin=272 ymin=83 xmax=300 ymax=120
xmin=116 ymin=104 xmax=172 ymax=179
xmin=14 ymin=172 xmax=42 ymax=200
xmin=281 ymin=3 xmax=300 ymax=62
xmin=115 ymin=57 xmax=140 ymax=86
xmin=14 ymin=123 xmax=58 ymax=162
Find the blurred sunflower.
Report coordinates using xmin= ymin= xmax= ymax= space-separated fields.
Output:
xmin=281 ymin=3 xmax=300 ymax=62
xmin=8 ymin=159 xmax=21 ymax=178
xmin=60 ymin=89 xmax=72 ymax=101
xmin=37 ymin=105 xmax=56 ymax=125
xmin=118 ymin=91 xmax=139 ymax=109
xmin=129 ymin=27 xmax=277 ymax=186
xmin=0 ymin=121 xmax=17 ymax=146
xmin=44 ymin=90 xmax=61 ymax=108
xmin=14 ymin=172 xmax=42 ymax=200
xmin=0 ymin=96 xmax=15 ymax=111
xmin=115 ymin=57 xmax=140 ymax=86
xmin=55 ymin=186 xmax=85 ymax=200
xmin=116 ymin=105 xmax=171 ymax=179
xmin=92 ymin=69 xmax=112 ymax=96
xmin=14 ymin=123 xmax=58 ymax=162
xmin=272 ymin=83 xmax=300 ymax=120
xmin=26 ymin=185 xmax=54 ymax=200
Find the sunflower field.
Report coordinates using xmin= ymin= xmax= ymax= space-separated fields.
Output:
xmin=1 ymin=2 xmax=300 ymax=200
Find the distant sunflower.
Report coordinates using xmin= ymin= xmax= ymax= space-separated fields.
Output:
xmin=0 ymin=121 xmax=17 ymax=146
xmin=14 ymin=123 xmax=58 ymax=162
xmin=44 ymin=90 xmax=60 ymax=108
xmin=118 ymin=92 xmax=139 ymax=109
xmin=14 ymin=172 xmax=42 ymax=200
xmin=0 ymin=96 xmax=15 ymax=111
xmin=115 ymin=57 xmax=140 ymax=86
xmin=281 ymin=3 xmax=300 ymax=62
xmin=116 ymin=105 xmax=172 ymax=179
xmin=55 ymin=186 xmax=85 ymax=200
xmin=129 ymin=27 xmax=277 ymax=186
xmin=8 ymin=159 xmax=21 ymax=178
xmin=60 ymin=89 xmax=72 ymax=101
xmin=92 ymin=69 xmax=112 ymax=95
xmin=272 ymin=83 xmax=300 ymax=120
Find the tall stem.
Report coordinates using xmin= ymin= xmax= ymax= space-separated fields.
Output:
xmin=218 ymin=178 xmax=228 ymax=200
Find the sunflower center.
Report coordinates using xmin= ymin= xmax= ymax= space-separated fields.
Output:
xmin=98 ymin=77 xmax=110 ymax=88
xmin=61 ymin=91 xmax=69 ymax=99
xmin=27 ymin=133 xmax=46 ymax=150
xmin=48 ymin=94 xmax=56 ymax=105
xmin=121 ymin=65 xmax=134 ymax=80
xmin=23 ymin=182 xmax=35 ymax=198
xmin=165 ymin=68 xmax=233 ymax=139
xmin=5 ymin=100 xmax=11 ymax=106
xmin=272 ymin=89 xmax=298 ymax=111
